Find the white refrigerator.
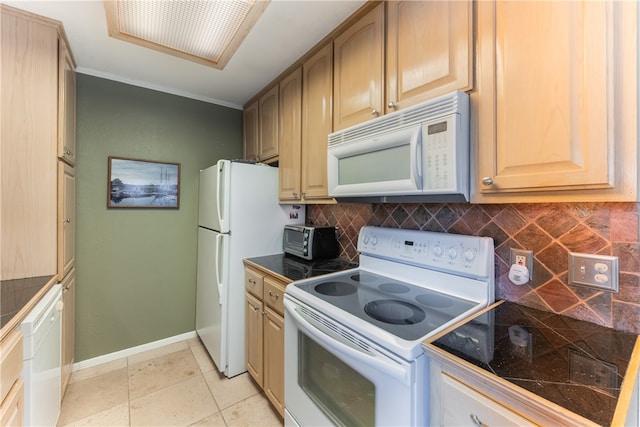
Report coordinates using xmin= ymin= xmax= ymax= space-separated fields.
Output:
xmin=196 ymin=159 xmax=304 ymax=378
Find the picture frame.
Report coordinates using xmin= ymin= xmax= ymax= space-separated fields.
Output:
xmin=108 ymin=156 xmax=180 ymax=208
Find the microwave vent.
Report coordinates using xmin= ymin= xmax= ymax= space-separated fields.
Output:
xmin=329 ymin=91 xmax=467 ymax=146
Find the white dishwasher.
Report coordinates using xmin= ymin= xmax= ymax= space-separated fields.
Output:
xmin=20 ymin=284 xmax=63 ymax=427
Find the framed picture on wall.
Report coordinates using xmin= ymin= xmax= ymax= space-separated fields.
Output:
xmin=108 ymin=156 xmax=180 ymax=208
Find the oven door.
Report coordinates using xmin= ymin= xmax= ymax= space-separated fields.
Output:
xmin=284 ymin=297 xmax=427 ymax=427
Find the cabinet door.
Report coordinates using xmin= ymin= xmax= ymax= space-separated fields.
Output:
xmin=385 ymin=0 xmax=472 ymax=112
xmin=243 ymin=100 xmax=259 ymax=162
xmin=245 ymin=292 xmax=264 ymax=387
xmin=278 ymin=67 xmax=302 ymax=201
xmin=301 ymin=43 xmax=334 ymax=201
xmin=57 ymin=161 xmax=75 ymax=280
xmin=474 ymin=1 xmax=630 ymax=200
xmin=58 ymin=37 xmax=76 ymax=165
xmin=333 ymin=3 xmax=384 ymax=131
xmin=1 ymin=6 xmax=58 ymax=280
xmin=263 ymin=307 xmax=284 ymax=417
xmin=61 ymin=268 xmax=75 ymax=397
xmin=259 ymin=85 xmax=279 ymax=161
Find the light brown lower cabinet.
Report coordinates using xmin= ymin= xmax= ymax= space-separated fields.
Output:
xmin=0 ymin=330 xmax=24 ymax=427
xmin=244 ymin=266 xmax=289 ymax=417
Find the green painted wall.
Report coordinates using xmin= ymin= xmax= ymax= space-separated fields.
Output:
xmin=75 ymin=75 xmax=242 ymax=361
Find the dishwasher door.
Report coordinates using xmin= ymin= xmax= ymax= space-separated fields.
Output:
xmin=20 ymin=284 xmax=63 ymax=427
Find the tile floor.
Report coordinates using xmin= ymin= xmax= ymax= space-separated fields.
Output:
xmin=57 ymin=338 xmax=284 ymax=426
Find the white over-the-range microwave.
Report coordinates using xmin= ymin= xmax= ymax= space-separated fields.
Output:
xmin=327 ymin=91 xmax=469 ymax=202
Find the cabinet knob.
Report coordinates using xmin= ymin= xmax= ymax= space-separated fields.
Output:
xmin=301 ymin=192 xmax=306 ymax=199
xmin=481 ymin=177 xmax=494 ymax=186
xmin=387 ymin=101 xmax=397 ymax=110
xmin=65 ymin=148 xmax=72 ymax=155
xmin=292 ymin=192 xmax=298 ymax=198
xmin=268 ymin=290 xmax=280 ymax=299
xmin=371 ymin=108 xmax=379 ymax=117
xmin=64 ymin=218 xmax=71 ymax=224
xmin=470 ymin=414 xmax=487 ymax=427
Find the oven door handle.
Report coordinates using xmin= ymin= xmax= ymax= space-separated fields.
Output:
xmin=285 ymin=300 xmax=411 ymax=385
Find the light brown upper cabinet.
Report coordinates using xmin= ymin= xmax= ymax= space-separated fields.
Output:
xmin=473 ymin=0 xmax=638 ymax=203
xmin=243 ymin=100 xmax=259 ymax=162
xmin=333 ymin=1 xmax=473 ymax=131
xmin=58 ymin=37 xmax=76 ymax=165
xmin=300 ymin=43 xmax=334 ymax=202
xmin=385 ymin=0 xmax=472 ymax=113
xmin=1 ymin=5 xmax=59 ymax=280
xmin=279 ymin=44 xmax=335 ymax=204
xmin=243 ymin=85 xmax=279 ymax=163
xmin=278 ymin=68 xmax=302 ymax=201
xmin=333 ymin=3 xmax=384 ymax=132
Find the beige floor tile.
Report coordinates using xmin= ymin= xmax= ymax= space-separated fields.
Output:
xmin=129 ymin=376 xmax=219 ymax=426
xmin=128 ymin=347 xmax=200 ymax=399
xmin=203 ymin=371 xmax=261 ymax=410
xmin=128 ymin=340 xmax=189 ymax=365
xmin=57 ymin=367 xmax=129 ymax=426
xmin=189 ymin=412 xmax=227 ymax=427
xmin=69 ymin=358 xmax=128 ymax=385
xmin=220 ymin=394 xmax=283 ymax=427
xmin=188 ymin=338 xmax=217 ymax=374
xmin=58 ymin=402 xmax=129 ymax=427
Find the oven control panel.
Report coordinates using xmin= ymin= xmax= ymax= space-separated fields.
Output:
xmin=358 ymin=226 xmax=493 ymax=278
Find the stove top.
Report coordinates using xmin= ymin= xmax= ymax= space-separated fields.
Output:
xmin=292 ymin=270 xmax=477 ymax=341
xmin=285 ymin=226 xmax=495 ymax=360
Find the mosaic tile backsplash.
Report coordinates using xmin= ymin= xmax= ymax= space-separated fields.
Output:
xmin=308 ymin=202 xmax=640 ymax=334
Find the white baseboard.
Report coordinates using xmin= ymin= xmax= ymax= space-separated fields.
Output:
xmin=72 ymin=331 xmax=198 ymax=372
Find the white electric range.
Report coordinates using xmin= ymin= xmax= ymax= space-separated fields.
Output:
xmin=284 ymin=226 xmax=494 ymax=427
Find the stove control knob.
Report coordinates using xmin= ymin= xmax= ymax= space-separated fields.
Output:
xmin=372 ymin=236 xmax=378 ymax=246
xmin=433 ymin=245 xmax=443 ymax=257
xmin=363 ymin=235 xmax=369 ymax=244
xmin=448 ymin=247 xmax=458 ymax=259
xmin=464 ymin=248 xmax=477 ymax=262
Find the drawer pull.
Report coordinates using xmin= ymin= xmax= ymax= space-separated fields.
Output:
xmin=470 ymin=414 xmax=487 ymax=427
xmin=248 ymin=278 xmax=256 ymax=285
xmin=268 ymin=290 xmax=280 ymax=299
xmin=248 ymin=303 xmax=260 ymax=311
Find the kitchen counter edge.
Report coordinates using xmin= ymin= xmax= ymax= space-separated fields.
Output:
xmin=423 ymin=300 xmax=640 ymax=427
xmin=0 ymin=275 xmax=58 ymax=341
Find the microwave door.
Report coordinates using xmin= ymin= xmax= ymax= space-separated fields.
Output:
xmin=328 ymin=125 xmax=422 ymax=197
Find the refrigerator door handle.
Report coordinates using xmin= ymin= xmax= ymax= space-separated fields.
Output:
xmin=215 ymin=233 xmax=224 ymax=305
xmin=216 ymin=161 xmax=224 ymax=230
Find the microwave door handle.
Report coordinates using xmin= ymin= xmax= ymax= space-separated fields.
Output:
xmin=412 ymin=127 xmax=422 ymax=183
xmin=285 ymin=299 xmax=411 ymax=385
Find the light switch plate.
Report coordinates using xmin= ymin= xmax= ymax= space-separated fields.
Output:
xmin=568 ymin=252 xmax=619 ymax=292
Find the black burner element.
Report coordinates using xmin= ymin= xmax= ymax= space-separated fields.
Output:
xmin=364 ymin=299 xmax=426 ymax=325
xmin=315 ymin=282 xmax=357 ymax=296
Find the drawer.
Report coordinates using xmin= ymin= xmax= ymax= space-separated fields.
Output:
xmin=263 ymin=277 xmax=285 ymax=316
xmin=0 ymin=330 xmax=23 ymax=404
xmin=441 ymin=373 xmax=536 ymax=427
xmin=245 ymin=268 xmax=263 ymax=299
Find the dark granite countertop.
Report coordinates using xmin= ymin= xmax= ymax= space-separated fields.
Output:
xmin=1 ymin=275 xmax=55 ymax=330
xmin=244 ymin=253 xmax=357 ymax=282
xmin=428 ymin=301 xmax=639 ymax=426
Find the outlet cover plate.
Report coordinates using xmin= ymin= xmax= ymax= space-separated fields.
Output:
xmin=510 ymin=248 xmax=533 ymax=281
xmin=568 ymin=252 xmax=619 ymax=292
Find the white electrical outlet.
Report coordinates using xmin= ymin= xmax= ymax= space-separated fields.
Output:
xmin=568 ymin=252 xmax=619 ymax=292
xmin=510 ymin=248 xmax=533 ymax=281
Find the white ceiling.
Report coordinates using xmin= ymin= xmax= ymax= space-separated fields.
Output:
xmin=3 ymin=0 xmax=366 ymax=109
